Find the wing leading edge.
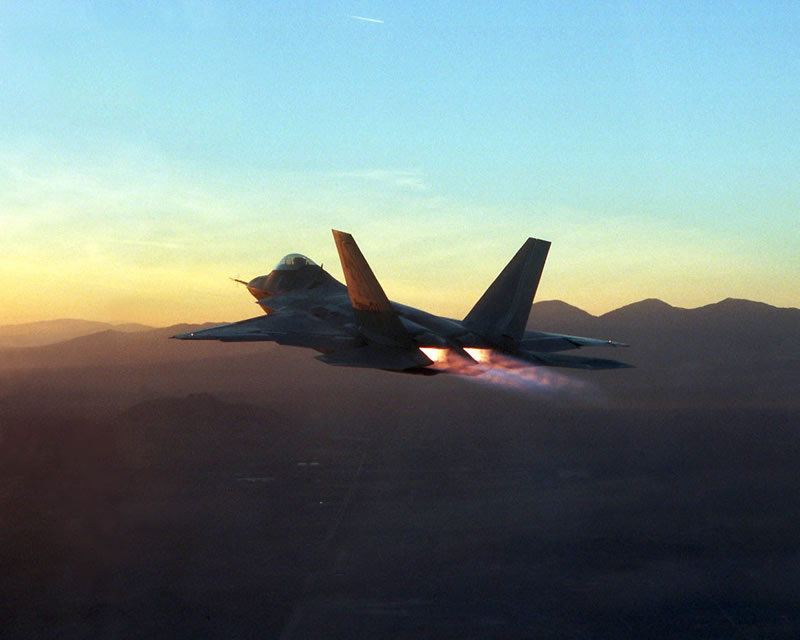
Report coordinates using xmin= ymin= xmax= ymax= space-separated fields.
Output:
xmin=172 ymin=311 xmax=358 ymax=352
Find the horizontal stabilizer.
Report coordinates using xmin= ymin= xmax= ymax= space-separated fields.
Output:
xmin=521 ymin=331 xmax=629 ymax=352
xmin=516 ymin=350 xmax=633 ymax=370
xmin=316 ymin=345 xmax=433 ymax=370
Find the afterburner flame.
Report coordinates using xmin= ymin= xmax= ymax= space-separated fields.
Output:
xmin=419 ymin=347 xmax=584 ymax=393
xmin=419 ymin=347 xmax=484 ymax=375
xmin=463 ymin=347 xmax=492 ymax=363
xmin=419 ymin=347 xmax=449 ymax=363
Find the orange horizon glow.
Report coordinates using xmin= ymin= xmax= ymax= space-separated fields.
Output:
xmin=2 ymin=5 xmax=798 ymax=327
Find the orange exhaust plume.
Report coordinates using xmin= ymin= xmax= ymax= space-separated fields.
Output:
xmin=420 ymin=347 xmax=585 ymax=392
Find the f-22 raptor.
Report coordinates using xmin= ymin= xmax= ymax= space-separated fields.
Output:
xmin=173 ymin=230 xmax=631 ymax=374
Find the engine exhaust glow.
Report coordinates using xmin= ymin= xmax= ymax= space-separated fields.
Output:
xmin=419 ymin=347 xmax=585 ymax=392
xmin=463 ymin=347 xmax=492 ymax=363
xmin=419 ymin=347 xmax=449 ymax=363
xmin=473 ymin=352 xmax=583 ymax=392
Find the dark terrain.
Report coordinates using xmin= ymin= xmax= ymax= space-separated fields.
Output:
xmin=1 ymin=299 xmax=798 ymax=638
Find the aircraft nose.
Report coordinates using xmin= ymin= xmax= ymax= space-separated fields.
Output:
xmin=247 ymin=275 xmax=264 ymax=289
xmin=245 ymin=275 xmax=272 ymax=300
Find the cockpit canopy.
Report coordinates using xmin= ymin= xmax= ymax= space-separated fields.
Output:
xmin=274 ymin=253 xmax=318 ymax=271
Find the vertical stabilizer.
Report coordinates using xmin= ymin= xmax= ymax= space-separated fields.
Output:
xmin=332 ymin=229 xmax=415 ymax=349
xmin=463 ymin=238 xmax=551 ymax=349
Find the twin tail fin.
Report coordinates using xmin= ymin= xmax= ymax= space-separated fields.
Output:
xmin=462 ymin=238 xmax=550 ymax=350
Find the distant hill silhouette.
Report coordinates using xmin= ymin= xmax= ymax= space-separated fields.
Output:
xmin=529 ymin=298 xmax=800 ymax=407
xmin=0 ymin=318 xmax=152 ymax=348
xmin=524 ymin=300 xmax=595 ymax=329
xmin=1 ymin=299 xmax=797 ymax=408
xmin=530 ymin=297 xmax=800 ymax=356
xmin=0 ymin=323 xmax=276 ymax=370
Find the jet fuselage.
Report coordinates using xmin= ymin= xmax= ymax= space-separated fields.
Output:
xmin=173 ymin=231 xmax=631 ymax=374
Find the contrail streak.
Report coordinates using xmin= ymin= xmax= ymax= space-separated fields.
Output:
xmin=350 ymin=15 xmax=384 ymax=23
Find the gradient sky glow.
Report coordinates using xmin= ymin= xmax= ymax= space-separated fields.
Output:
xmin=2 ymin=1 xmax=798 ymax=325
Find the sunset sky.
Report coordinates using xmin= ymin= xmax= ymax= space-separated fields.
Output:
xmin=2 ymin=2 xmax=798 ymax=326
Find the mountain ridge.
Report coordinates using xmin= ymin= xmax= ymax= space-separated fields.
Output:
xmin=5 ymin=297 xmax=796 ymax=340
xmin=0 ymin=298 xmax=796 ymax=410
xmin=2 ymin=298 xmax=797 ymax=369
xmin=0 ymin=323 xmax=275 ymax=370
xmin=0 ymin=318 xmax=153 ymax=348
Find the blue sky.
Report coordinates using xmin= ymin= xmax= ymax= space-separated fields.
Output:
xmin=2 ymin=1 xmax=798 ymax=324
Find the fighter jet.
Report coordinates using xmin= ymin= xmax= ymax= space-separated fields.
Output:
xmin=172 ymin=230 xmax=631 ymax=374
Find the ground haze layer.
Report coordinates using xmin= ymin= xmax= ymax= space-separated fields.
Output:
xmin=1 ymin=299 xmax=798 ymax=638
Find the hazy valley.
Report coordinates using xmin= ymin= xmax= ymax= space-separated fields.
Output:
xmin=1 ymin=298 xmax=798 ymax=638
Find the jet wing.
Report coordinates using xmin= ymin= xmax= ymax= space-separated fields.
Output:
xmin=521 ymin=331 xmax=629 ymax=352
xmin=171 ymin=310 xmax=359 ymax=352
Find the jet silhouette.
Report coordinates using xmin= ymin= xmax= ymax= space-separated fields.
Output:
xmin=173 ymin=230 xmax=630 ymax=374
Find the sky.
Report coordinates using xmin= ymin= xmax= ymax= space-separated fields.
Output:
xmin=2 ymin=1 xmax=798 ymax=326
